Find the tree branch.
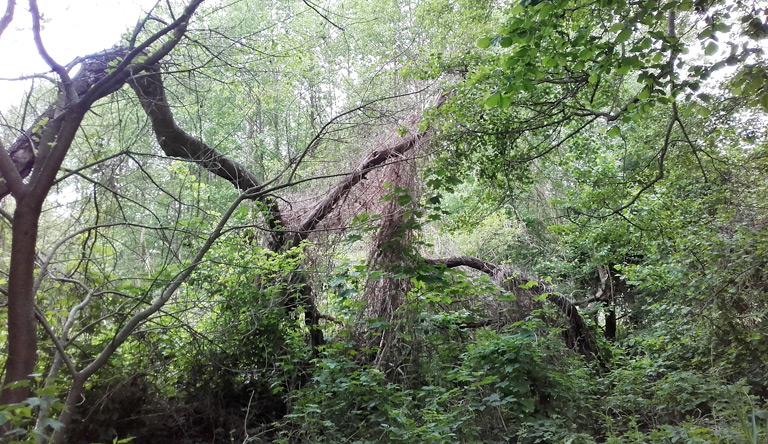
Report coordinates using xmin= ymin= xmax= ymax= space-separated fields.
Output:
xmin=128 ymin=64 xmax=289 ymax=249
xmin=0 ymin=47 xmax=131 ymax=202
xmin=33 ymin=306 xmax=77 ymax=377
xmin=295 ymin=94 xmax=447 ymax=243
xmin=84 ymin=0 xmax=204 ymax=104
xmin=80 ymin=188 xmax=248 ymax=379
xmin=0 ymin=139 xmax=25 ymax=198
xmin=28 ymin=0 xmax=76 ymax=102
xmin=0 ymin=0 xmax=15 ymax=40
xmin=425 ymin=255 xmax=603 ymax=362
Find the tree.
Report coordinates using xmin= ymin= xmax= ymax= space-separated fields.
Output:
xmin=0 ymin=0 xmax=206 ymax=404
xmin=0 ymin=0 xmax=444 ymax=439
xmin=2 ymin=0 xmax=766 ymax=442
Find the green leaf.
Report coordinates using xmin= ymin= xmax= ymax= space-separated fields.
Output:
xmin=697 ymin=28 xmax=713 ymax=40
xmin=477 ymin=37 xmax=491 ymax=49
xmin=25 ymin=397 xmax=45 ymax=407
xmin=397 ymin=194 xmax=413 ymax=206
xmin=616 ymin=28 xmax=632 ymax=44
xmin=521 ymin=79 xmax=534 ymax=91
xmin=39 ymin=417 xmax=65 ymax=430
xmin=607 ymin=126 xmax=621 ymax=137
xmin=484 ymin=92 xmax=502 ymax=107
xmin=500 ymin=94 xmax=513 ymax=108
xmin=498 ymin=36 xmax=514 ymax=47
xmin=704 ymin=41 xmax=718 ymax=56
xmin=678 ymin=0 xmax=693 ymax=11
xmin=579 ymin=48 xmax=594 ymax=60
xmin=345 ymin=234 xmax=362 ymax=243
xmin=696 ymin=105 xmax=711 ymax=117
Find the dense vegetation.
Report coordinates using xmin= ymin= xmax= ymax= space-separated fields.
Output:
xmin=1 ymin=0 xmax=766 ymax=442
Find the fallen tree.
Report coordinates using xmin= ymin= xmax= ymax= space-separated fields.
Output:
xmin=1 ymin=8 xmax=444 ymax=438
xmin=425 ymin=256 xmax=604 ymax=363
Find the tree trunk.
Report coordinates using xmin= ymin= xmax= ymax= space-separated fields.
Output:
xmin=1 ymin=201 xmax=42 ymax=405
xmin=49 ymin=373 xmax=86 ymax=444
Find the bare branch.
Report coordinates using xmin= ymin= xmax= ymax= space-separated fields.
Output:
xmin=80 ymin=188 xmax=249 ymax=379
xmin=28 ymin=0 xmax=75 ymax=101
xmin=128 ymin=1 xmax=162 ymax=48
xmin=33 ymin=222 xmax=197 ymax=295
xmin=425 ymin=256 xmax=499 ymax=276
xmin=128 ymin=64 xmax=289 ymax=249
xmin=287 ymin=87 xmax=431 ymax=185
xmin=0 ymin=47 xmax=131 ymax=202
xmin=33 ymin=306 xmax=77 ymax=377
xmin=84 ymin=0 xmax=205 ymax=104
xmin=0 ymin=72 xmax=56 ymax=83
xmin=302 ymin=0 xmax=344 ymax=31
xmin=0 ymin=0 xmax=15 ymax=39
xmin=425 ymin=255 xmax=602 ymax=362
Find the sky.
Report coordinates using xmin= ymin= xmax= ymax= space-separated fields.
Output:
xmin=0 ymin=0 xmax=158 ymax=109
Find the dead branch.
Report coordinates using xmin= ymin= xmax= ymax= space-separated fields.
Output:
xmin=295 ymin=94 xmax=446 ymax=245
xmin=425 ymin=255 xmax=603 ymax=363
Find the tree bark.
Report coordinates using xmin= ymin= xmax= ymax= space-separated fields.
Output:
xmin=1 ymin=101 xmax=89 ymax=405
xmin=0 ymin=48 xmax=130 ymax=201
xmin=294 ymin=94 xmax=445 ymax=245
xmin=0 ymin=0 xmax=203 ymax=420
xmin=128 ymin=66 xmax=289 ymax=250
xmin=49 ymin=373 xmax=86 ymax=444
xmin=1 ymin=201 xmax=41 ymax=405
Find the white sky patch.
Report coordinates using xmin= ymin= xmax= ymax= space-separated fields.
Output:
xmin=0 ymin=0 xmax=158 ymax=109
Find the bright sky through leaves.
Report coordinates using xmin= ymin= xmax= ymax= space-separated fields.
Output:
xmin=0 ymin=0 xmax=157 ymax=108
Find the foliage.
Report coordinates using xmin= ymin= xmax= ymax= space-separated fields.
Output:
xmin=0 ymin=380 xmax=65 ymax=443
xmin=1 ymin=0 xmax=767 ymax=442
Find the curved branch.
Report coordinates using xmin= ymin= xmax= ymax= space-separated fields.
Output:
xmin=83 ymin=0 xmax=205 ymax=104
xmin=426 ymin=255 xmax=603 ymax=362
xmin=29 ymin=0 xmax=74 ymax=101
xmin=80 ymin=190 xmax=248 ymax=379
xmin=128 ymin=64 xmax=289 ymax=249
xmin=33 ymin=306 xmax=77 ymax=377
